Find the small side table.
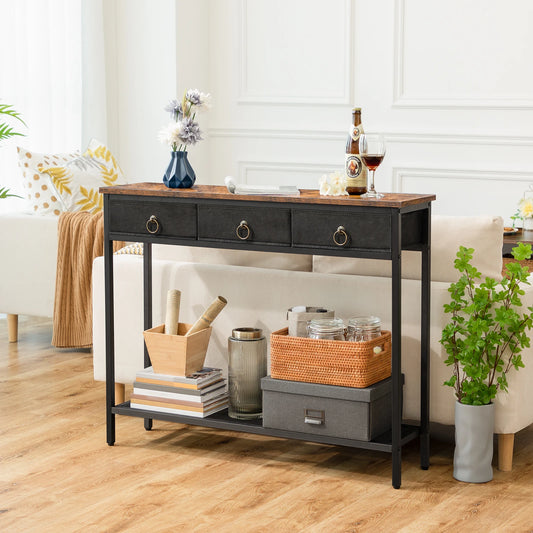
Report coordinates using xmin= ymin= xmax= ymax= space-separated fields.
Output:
xmin=503 ymin=229 xmax=533 ymax=256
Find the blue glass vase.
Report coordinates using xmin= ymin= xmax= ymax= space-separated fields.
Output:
xmin=163 ymin=151 xmax=196 ymax=189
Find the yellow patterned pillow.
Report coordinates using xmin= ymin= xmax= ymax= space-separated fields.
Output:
xmin=39 ymin=139 xmax=126 ymax=214
xmin=17 ymin=147 xmax=79 ymax=216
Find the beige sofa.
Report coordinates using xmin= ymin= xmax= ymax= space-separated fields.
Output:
xmin=91 ymin=214 xmax=533 ymax=471
xmin=0 ymin=212 xmax=58 ymax=341
xmin=2 ymin=211 xmax=528 ymax=469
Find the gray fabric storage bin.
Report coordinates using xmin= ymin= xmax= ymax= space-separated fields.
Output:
xmin=261 ymin=376 xmax=392 ymax=441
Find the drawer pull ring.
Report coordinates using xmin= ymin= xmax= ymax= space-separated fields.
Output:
xmin=333 ymin=226 xmax=348 ymax=247
xmin=146 ymin=215 xmax=160 ymax=234
xmin=236 ymin=220 xmax=251 ymax=240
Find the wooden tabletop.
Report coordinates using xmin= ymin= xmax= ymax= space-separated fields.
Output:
xmin=100 ymin=182 xmax=436 ymax=208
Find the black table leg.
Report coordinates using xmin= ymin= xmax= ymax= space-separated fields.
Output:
xmin=104 ymin=197 xmax=115 ymax=446
xmin=143 ymin=241 xmax=153 ymax=431
xmin=391 ymin=212 xmax=402 ymax=489
xmin=420 ymin=206 xmax=431 ymax=469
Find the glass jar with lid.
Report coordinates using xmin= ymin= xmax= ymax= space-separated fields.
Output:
xmin=307 ymin=318 xmax=346 ymax=340
xmin=228 ymin=327 xmax=267 ymax=420
xmin=347 ymin=316 xmax=381 ymax=342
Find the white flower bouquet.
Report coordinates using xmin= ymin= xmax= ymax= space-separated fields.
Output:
xmin=319 ymin=171 xmax=348 ymax=196
xmin=158 ymin=89 xmax=211 ymax=152
xmin=518 ymin=197 xmax=533 ymax=219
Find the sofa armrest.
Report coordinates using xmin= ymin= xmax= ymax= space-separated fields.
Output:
xmin=0 ymin=212 xmax=58 ymax=317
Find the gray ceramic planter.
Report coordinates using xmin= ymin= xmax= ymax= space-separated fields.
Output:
xmin=454 ymin=401 xmax=494 ymax=483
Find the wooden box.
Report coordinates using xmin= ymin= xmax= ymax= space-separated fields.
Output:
xmin=143 ymin=323 xmax=212 ymax=376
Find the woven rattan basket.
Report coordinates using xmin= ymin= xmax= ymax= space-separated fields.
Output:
xmin=270 ymin=327 xmax=391 ymax=388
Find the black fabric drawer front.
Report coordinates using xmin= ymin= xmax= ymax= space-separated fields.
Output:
xmin=198 ymin=204 xmax=291 ymax=245
xmin=109 ymin=198 xmax=197 ymax=238
xmin=292 ymin=209 xmax=391 ymax=250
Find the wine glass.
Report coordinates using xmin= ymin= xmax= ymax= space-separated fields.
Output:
xmin=359 ymin=134 xmax=386 ymax=199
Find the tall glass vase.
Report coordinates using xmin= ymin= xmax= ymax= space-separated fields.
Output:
xmin=523 ymin=217 xmax=533 ymax=231
xmin=228 ymin=328 xmax=267 ymax=420
xmin=163 ymin=151 xmax=196 ymax=189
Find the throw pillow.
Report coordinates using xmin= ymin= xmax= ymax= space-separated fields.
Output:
xmin=17 ymin=146 xmax=78 ymax=216
xmin=39 ymin=139 xmax=126 ymax=214
xmin=114 ymin=243 xmax=144 ymax=255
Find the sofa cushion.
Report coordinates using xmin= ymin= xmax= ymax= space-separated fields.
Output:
xmin=313 ymin=215 xmax=504 ymax=283
xmin=153 ymin=244 xmax=312 ymax=272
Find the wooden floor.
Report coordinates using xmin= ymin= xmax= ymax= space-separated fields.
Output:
xmin=1 ymin=317 xmax=533 ymax=533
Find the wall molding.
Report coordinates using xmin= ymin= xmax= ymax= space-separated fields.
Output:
xmin=392 ymin=166 xmax=533 ymax=192
xmin=238 ymin=160 xmax=336 ymax=184
xmin=210 ymin=127 xmax=346 ymax=141
xmin=209 ymin=127 xmax=533 ymax=146
xmin=238 ymin=0 xmax=353 ymax=106
xmin=392 ymin=0 xmax=533 ymax=110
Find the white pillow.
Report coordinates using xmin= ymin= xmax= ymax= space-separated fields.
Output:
xmin=313 ymin=215 xmax=504 ymax=283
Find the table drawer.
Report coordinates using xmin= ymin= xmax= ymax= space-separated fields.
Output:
xmin=292 ymin=210 xmax=391 ymax=250
xmin=109 ymin=198 xmax=197 ymax=239
xmin=198 ymin=205 xmax=291 ymax=245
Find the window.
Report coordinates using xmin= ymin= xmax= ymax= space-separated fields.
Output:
xmin=0 ymin=0 xmax=82 ymax=214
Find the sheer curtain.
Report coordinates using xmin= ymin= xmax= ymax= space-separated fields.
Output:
xmin=0 ymin=0 xmax=82 ymax=214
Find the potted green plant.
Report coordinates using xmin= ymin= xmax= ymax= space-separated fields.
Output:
xmin=440 ymin=243 xmax=533 ymax=482
xmin=0 ymin=103 xmax=26 ymax=199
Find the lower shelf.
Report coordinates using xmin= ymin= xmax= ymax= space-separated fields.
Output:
xmin=112 ymin=402 xmax=419 ymax=453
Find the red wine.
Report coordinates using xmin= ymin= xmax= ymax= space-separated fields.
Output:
xmin=361 ymin=154 xmax=384 ymax=171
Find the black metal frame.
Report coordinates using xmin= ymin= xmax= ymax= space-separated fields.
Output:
xmin=103 ymin=193 xmax=432 ymax=489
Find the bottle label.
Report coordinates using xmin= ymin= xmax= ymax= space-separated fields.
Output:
xmin=345 ymin=154 xmax=367 ymax=187
xmin=350 ymin=126 xmax=361 ymax=142
xmin=345 ymin=154 xmax=362 ymax=179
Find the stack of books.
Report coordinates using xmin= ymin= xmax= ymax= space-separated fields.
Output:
xmin=130 ymin=367 xmax=228 ymax=418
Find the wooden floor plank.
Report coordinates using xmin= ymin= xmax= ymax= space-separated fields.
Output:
xmin=1 ymin=316 xmax=533 ymax=532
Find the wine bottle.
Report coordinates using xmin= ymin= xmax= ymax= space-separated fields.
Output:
xmin=345 ymin=107 xmax=368 ymax=195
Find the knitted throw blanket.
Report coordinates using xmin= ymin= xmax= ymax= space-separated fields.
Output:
xmin=52 ymin=211 xmax=122 ymax=348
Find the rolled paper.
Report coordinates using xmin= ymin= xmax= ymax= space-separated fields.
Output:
xmin=164 ymin=289 xmax=181 ymax=335
xmin=185 ymin=296 xmax=227 ymax=336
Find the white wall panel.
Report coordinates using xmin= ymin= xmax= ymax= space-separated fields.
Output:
xmin=394 ymin=167 xmax=533 ymax=220
xmin=382 ymin=135 xmax=533 ymax=223
xmin=240 ymin=0 xmax=351 ymax=105
xmin=102 ymin=0 xmax=533 ymax=224
xmin=239 ymin=161 xmax=338 ymax=188
xmin=108 ymin=0 xmax=178 ymax=182
xmin=395 ymin=0 xmax=533 ymax=108
xmin=207 ymin=133 xmax=344 ymax=189
xmin=208 ymin=0 xmax=352 ymax=133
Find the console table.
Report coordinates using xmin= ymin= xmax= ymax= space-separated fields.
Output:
xmin=101 ymin=183 xmax=435 ymax=489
